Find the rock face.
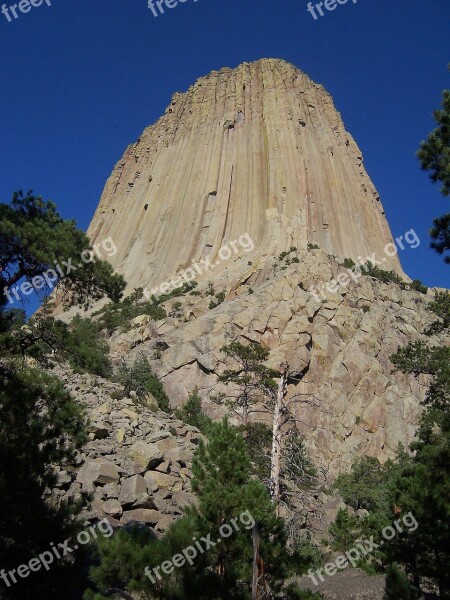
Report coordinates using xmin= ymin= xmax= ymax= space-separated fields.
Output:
xmin=78 ymin=58 xmax=449 ymax=478
xmin=50 ymin=60 xmax=450 ymax=554
xmin=87 ymin=58 xmax=403 ymax=298
xmin=111 ymin=248 xmax=443 ymax=478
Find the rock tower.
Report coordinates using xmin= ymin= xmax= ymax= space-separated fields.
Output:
xmin=88 ymin=58 xmax=403 ymax=294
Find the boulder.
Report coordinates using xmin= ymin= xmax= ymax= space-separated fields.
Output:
xmin=128 ymin=441 xmax=163 ymax=469
xmin=119 ymin=475 xmax=147 ymax=506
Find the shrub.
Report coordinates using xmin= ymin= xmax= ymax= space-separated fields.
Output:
xmin=175 ymin=387 xmax=212 ymax=434
xmin=409 ymin=279 xmax=428 ymax=294
xmin=307 ymin=243 xmax=320 ymax=250
xmin=208 ymin=291 xmax=225 ymax=309
xmin=384 ymin=563 xmax=420 ymax=600
xmin=284 ymin=583 xmax=324 ymax=599
xmin=342 ymin=257 xmax=356 ymax=269
xmin=361 ymin=262 xmax=403 ymax=285
xmin=116 ymin=356 xmax=170 ymax=412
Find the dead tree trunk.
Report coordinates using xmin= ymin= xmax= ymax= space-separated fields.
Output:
xmin=270 ymin=362 xmax=289 ymax=512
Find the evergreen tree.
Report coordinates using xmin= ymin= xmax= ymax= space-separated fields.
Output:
xmin=0 ymin=361 xmax=88 ymax=598
xmin=0 ymin=190 xmax=125 ymax=307
xmin=175 ymin=387 xmax=212 ymax=434
xmin=85 ymin=419 xmax=288 ymax=599
xmin=384 ymin=563 xmax=419 ymax=600
xmin=217 ymin=341 xmax=278 ymax=428
xmin=386 ymin=291 xmax=450 ymax=596
xmin=116 ymin=355 xmax=170 ymax=411
xmin=191 ymin=417 xmax=287 ymax=595
xmin=417 ymin=79 xmax=450 ymax=262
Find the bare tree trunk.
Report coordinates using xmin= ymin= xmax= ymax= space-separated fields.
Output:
xmin=270 ymin=363 xmax=288 ymax=512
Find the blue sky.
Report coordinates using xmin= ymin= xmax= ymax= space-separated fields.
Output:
xmin=0 ymin=0 xmax=449 ymax=303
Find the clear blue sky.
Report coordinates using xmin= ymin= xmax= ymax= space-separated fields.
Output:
xmin=0 ymin=0 xmax=449 ymax=297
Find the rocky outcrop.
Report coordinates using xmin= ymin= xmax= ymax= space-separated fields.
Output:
xmin=49 ymin=367 xmax=199 ymax=532
xmin=86 ymin=58 xmax=404 ymax=302
xmin=53 ymin=59 xmax=448 ymax=493
xmin=108 ymin=248 xmax=446 ymax=477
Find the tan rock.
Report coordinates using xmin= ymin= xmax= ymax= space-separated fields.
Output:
xmin=128 ymin=441 xmax=163 ymax=469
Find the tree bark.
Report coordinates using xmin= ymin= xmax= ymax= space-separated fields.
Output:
xmin=270 ymin=363 xmax=288 ymax=512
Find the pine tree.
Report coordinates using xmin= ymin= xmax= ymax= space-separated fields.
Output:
xmin=386 ymin=291 xmax=450 ymax=597
xmin=85 ymin=418 xmax=287 ymax=599
xmin=217 ymin=341 xmax=278 ymax=427
xmin=0 ymin=190 xmax=125 ymax=307
xmin=175 ymin=387 xmax=212 ymax=433
xmin=384 ymin=563 xmax=419 ymax=600
xmin=191 ymin=417 xmax=287 ymax=596
xmin=0 ymin=362 xmax=88 ymax=598
xmin=417 ymin=79 xmax=450 ymax=262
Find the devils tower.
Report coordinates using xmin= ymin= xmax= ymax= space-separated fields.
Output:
xmin=87 ymin=58 xmax=403 ymax=295
xmin=39 ymin=58 xmax=444 ymax=551
xmin=78 ymin=59 xmax=434 ymax=480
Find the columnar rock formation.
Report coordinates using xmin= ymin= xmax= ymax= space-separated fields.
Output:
xmin=74 ymin=59 xmax=444 ymax=482
xmin=88 ymin=59 xmax=403 ymax=295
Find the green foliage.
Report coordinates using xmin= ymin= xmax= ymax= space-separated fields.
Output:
xmin=238 ymin=421 xmax=272 ymax=482
xmin=208 ymin=290 xmax=225 ymax=309
xmin=292 ymin=257 xmax=300 ymax=263
xmin=332 ymin=455 xmax=395 ymax=513
xmin=409 ymin=279 xmax=428 ymax=294
xmin=175 ymin=387 xmax=212 ymax=433
xmin=342 ymin=257 xmax=356 ymax=269
xmin=361 ymin=262 xmax=404 ymax=285
xmin=426 ymin=290 xmax=450 ymax=334
xmin=418 ymin=87 xmax=450 ymax=197
xmin=362 ymin=304 xmax=370 ymax=313
xmin=64 ymin=315 xmax=112 ymax=377
xmin=307 ymin=243 xmax=320 ymax=250
xmin=0 ymin=190 xmax=125 ymax=308
xmin=93 ymin=287 xmax=167 ymax=335
xmin=0 ymin=361 xmax=87 ymax=598
xmin=417 ymin=84 xmax=450 ymax=262
xmin=0 ymin=309 xmax=112 ymax=377
xmin=288 ymin=535 xmax=324 ymax=576
xmin=218 ymin=341 xmax=278 ymax=426
xmin=384 ymin=563 xmax=420 ymax=600
xmin=284 ymin=583 xmax=324 ymax=599
xmin=324 ymin=286 xmax=450 ymax=596
xmin=86 ymin=419 xmax=287 ymax=599
xmin=328 ymin=508 xmax=362 ymax=552
xmin=116 ymin=355 xmax=170 ymax=411
xmin=430 ymin=213 xmax=450 ymax=263
xmin=191 ymin=417 xmax=288 ymax=595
